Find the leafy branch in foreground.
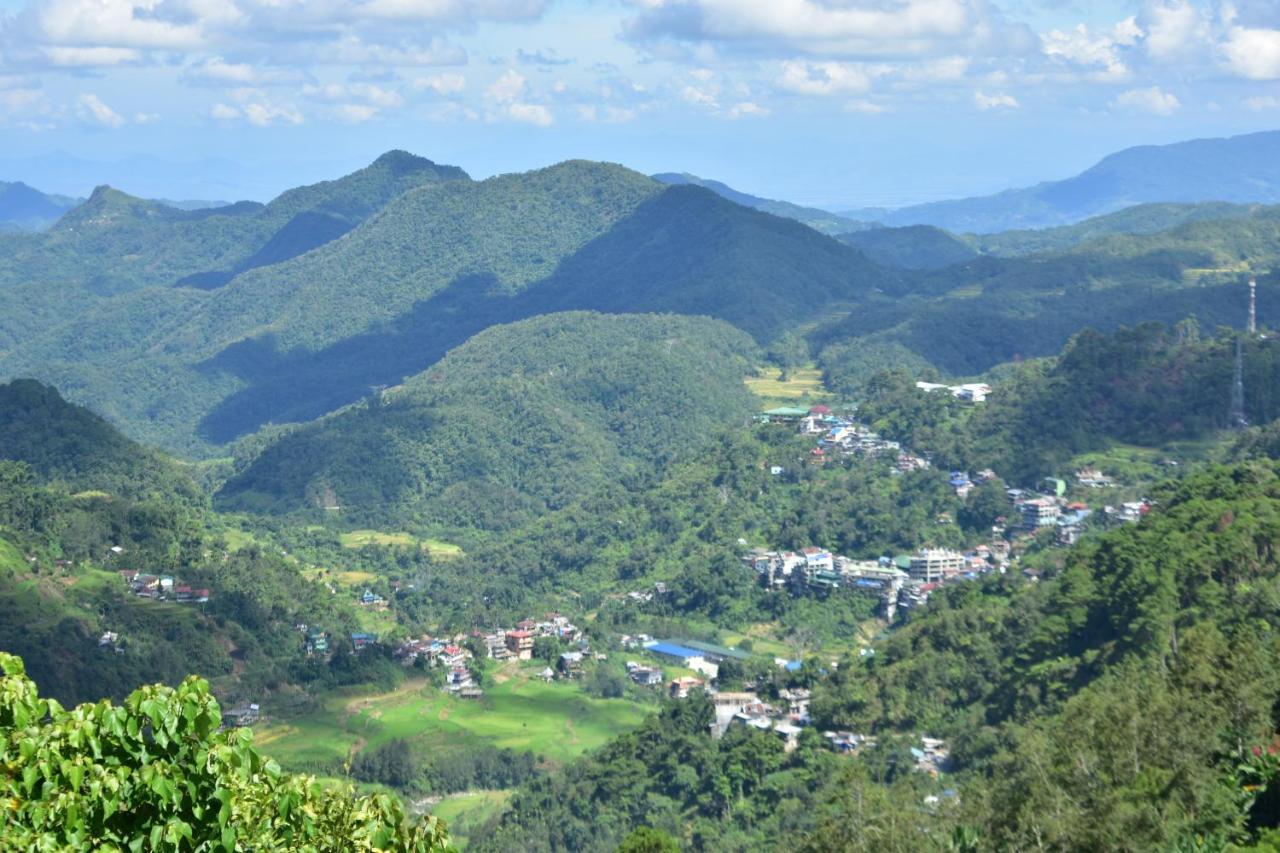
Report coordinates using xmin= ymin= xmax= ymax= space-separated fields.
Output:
xmin=0 ymin=652 xmax=449 ymax=851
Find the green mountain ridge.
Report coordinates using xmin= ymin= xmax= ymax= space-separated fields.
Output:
xmin=0 ymin=159 xmax=890 ymax=455
xmin=215 ymin=312 xmax=760 ymax=530
xmin=652 ymin=172 xmax=870 ymax=234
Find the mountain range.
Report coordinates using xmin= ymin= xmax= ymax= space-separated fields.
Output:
xmin=0 ymin=157 xmax=888 ymax=455
xmin=840 ymin=130 xmax=1280 ymax=232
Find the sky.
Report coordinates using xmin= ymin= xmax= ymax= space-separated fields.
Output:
xmin=0 ymin=0 xmax=1278 ymax=208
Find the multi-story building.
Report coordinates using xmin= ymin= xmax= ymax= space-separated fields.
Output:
xmin=908 ymin=549 xmax=965 ymax=583
xmin=505 ymin=630 xmax=535 ymax=660
xmin=1019 ymin=498 xmax=1060 ymax=531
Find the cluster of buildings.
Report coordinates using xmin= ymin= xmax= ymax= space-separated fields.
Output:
xmin=914 ymin=381 xmax=992 ymax=403
xmin=744 ymin=542 xmax=1016 ymax=620
xmin=117 ymin=570 xmax=210 ymax=604
xmin=388 ymin=612 xmax=589 ymax=696
xmin=783 ymin=407 xmax=933 ymax=473
xmin=706 ymin=687 xmax=812 ymax=752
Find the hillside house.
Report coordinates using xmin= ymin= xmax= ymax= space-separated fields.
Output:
xmin=221 ymin=703 xmax=260 ymax=729
xmin=350 ymin=633 xmax=377 ymax=652
xmin=669 ymin=676 xmax=704 ymax=699
xmin=558 ymin=651 xmax=584 ymax=677
xmin=626 ymin=662 xmax=663 ymax=686
xmin=505 ymin=630 xmax=535 ymax=660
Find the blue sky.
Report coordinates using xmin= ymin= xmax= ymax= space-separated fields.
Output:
xmin=0 ymin=0 xmax=1278 ymax=208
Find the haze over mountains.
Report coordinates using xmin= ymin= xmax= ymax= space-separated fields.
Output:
xmin=840 ymin=130 xmax=1280 ymax=232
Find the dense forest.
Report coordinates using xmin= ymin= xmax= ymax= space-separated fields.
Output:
xmin=849 ymin=321 xmax=1280 ymax=482
xmin=215 ymin=312 xmax=761 ymax=528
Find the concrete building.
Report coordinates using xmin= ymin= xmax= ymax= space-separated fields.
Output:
xmin=908 ymin=549 xmax=965 ymax=583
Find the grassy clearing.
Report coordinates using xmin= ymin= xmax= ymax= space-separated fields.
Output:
xmin=255 ymin=666 xmax=650 ymax=776
xmin=744 ymin=364 xmax=831 ymax=406
xmin=432 ymin=790 xmax=511 ymax=850
xmin=339 ymin=530 xmax=464 ymax=559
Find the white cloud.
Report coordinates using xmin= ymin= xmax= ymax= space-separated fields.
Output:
xmin=487 ymin=69 xmax=528 ymax=103
xmin=1110 ymin=85 xmax=1180 ymax=114
xmin=777 ymin=60 xmax=872 ymax=96
xmin=304 ymin=83 xmax=402 ymax=108
xmin=974 ymin=90 xmax=1018 ymax=110
xmin=334 ymin=103 xmax=379 ymax=123
xmin=1245 ymin=94 xmax=1280 ymax=110
xmin=506 ymin=101 xmax=553 ymax=125
xmin=210 ymin=102 xmax=240 ymax=119
xmin=1041 ymin=17 xmax=1140 ymax=81
xmin=32 ymin=0 xmax=204 ymax=50
xmin=725 ymin=100 xmax=768 ymax=118
xmin=77 ymin=93 xmax=126 ymax=127
xmin=845 ymin=98 xmax=887 ymax=113
xmin=414 ymin=73 xmax=466 ymax=95
xmin=243 ymin=101 xmax=304 ymax=126
xmin=624 ymin=0 xmax=1033 ymax=60
xmin=1141 ymin=1 xmax=1209 ymax=63
xmin=43 ymin=45 xmax=141 ymax=66
xmin=484 ymin=69 xmax=552 ymax=125
xmin=1223 ymin=25 xmax=1280 ymax=80
xmin=354 ymin=0 xmax=547 ymax=23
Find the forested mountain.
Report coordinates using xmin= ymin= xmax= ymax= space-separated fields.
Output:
xmin=0 ymin=181 xmax=78 ymax=232
xmin=652 ymin=172 xmax=868 ymax=234
xmin=0 ymin=379 xmax=197 ymax=503
xmin=836 ymin=225 xmax=977 ymax=269
xmin=851 ymin=322 xmax=1280 ymax=482
xmin=0 ymin=159 xmax=889 ymax=455
xmin=0 ymin=387 xmax=383 ymax=708
xmin=842 ymin=130 xmax=1280 ymax=232
xmin=216 ymin=312 xmax=759 ymax=529
xmin=815 ymin=206 xmax=1280 ymax=383
xmin=964 ymin=201 xmax=1260 ymax=256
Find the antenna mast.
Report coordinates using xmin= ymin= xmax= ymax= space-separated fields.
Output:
xmin=1230 ymin=336 xmax=1249 ymax=429
xmin=1249 ymin=276 xmax=1257 ymax=335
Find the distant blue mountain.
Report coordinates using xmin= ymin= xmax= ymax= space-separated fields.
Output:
xmin=840 ymin=130 xmax=1280 ymax=233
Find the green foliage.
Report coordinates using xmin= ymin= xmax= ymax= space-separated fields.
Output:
xmin=0 ymin=379 xmax=200 ymax=504
xmin=617 ymin=826 xmax=681 ymax=853
xmin=0 ymin=652 xmax=449 ymax=851
xmin=0 ymin=161 xmax=888 ymax=455
xmin=650 ymin=172 xmax=870 ymax=235
xmin=965 ymin=201 xmax=1260 ymax=256
xmin=837 ymin=225 xmax=977 ymax=270
xmin=215 ymin=312 xmax=760 ymax=530
xmin=854 ymin=323 xmax=1280 ymax=482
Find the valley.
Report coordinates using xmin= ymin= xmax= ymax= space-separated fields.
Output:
xmin=6 ymin=130 xmax=1280 ymax=851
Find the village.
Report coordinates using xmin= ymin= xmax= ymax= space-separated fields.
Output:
xmin=754 ymin=392 xmax=1153 ymax=618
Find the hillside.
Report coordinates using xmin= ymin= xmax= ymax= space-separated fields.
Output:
xmin=215 ymin=312 xmax=760 ymax=530
xmin=965 ymin=201 xmax=1260 ymax=256
xmin=0 ymin=181 xmax=78 ymax=231
xmin=843 ymin=130 xmax=1280 ymax=232
xmin=0 ymin=160 xmax=889 ymax=454
xmin=850 ymin=322 xmax=1280 ymax=483
xmin=814 ymin=206 xmax=1280 ymax=382
xmin=0 ymin=379 xmax=197 ymax=503
xmin=652 ymin=172 xmax=869 ymax=234
xmin=836 ymin=225 xmax=977 ymax=269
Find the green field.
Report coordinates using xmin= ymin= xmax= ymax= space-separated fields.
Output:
xmin=254 ymin=666 xmax=650 ymax=776
xmin=339 ymin=530 xmax=464 ymax=559
xmin=744 ymin=364 xmax=830 ymax=406
xmin=431 ymin=790 xmax=512 ymax=850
